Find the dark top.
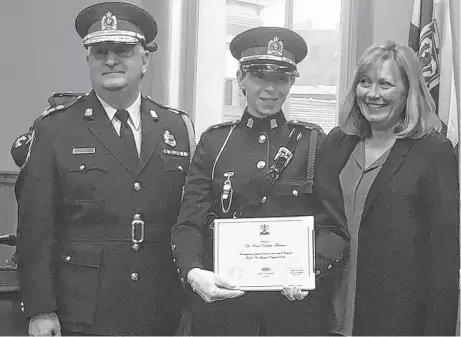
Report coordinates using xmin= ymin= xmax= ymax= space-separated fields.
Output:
xmin=330 ymin=140 xmax=391 ymax=335
xmin=171 ymin=109 xmax=349 ymax=286
xmin=317 ymin=127 xmax=459 ymax=336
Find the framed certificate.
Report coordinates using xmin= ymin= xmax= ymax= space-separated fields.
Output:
xmin=213 ymin=216 xmax=315 ymax=291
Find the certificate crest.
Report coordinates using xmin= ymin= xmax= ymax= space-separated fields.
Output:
xmin=260 ymin=224 xmax=270 ymax=236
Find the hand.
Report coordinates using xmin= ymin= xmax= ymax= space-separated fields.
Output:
xmin=187 ymin=268 xmax=244 ymax=303
xmin=29 ymin=312 xmax=61 ymax=336
xmin=281 ymin=286 xmax=310 ymax=301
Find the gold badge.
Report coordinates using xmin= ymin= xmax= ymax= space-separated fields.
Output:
xmin=101 ymin=11 xmax=117 ymax=30
xmin=150 ymin=109 xmax=158 ymax=119
xmin=267 ymin=36 xmax=283 ymax=56
xmin=163 ymin=130 xmax=177 ymax=147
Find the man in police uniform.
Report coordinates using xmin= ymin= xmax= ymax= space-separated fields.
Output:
xmin=171 ymin=27 xmax=349 ymax=336
xmin=14 ymin=2 xmax=194 ymax=336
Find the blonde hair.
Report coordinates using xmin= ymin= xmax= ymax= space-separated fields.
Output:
xmin=339 ymin=40 xmax=442 ymax=139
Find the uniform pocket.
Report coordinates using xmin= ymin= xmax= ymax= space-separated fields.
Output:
xmin=55 ymin=246 xmax=103 ymax=325
xmin=160 ymin=155 xmax=189 ymax=173
xmin=61 ymin=164 xmax=108 ymax=202
xmin=273 ymin=178 xmax=313 ymax=196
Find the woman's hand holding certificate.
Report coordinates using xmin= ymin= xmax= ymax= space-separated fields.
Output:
xmin=187 ymin=268 xmax=245 ymax=303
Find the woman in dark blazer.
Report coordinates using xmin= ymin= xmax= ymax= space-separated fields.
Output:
xmin=316 ymin=41 xmax=459 ymax=336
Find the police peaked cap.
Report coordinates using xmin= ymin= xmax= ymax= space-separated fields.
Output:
xmin=75 ymin=2 xmax=157 ymax=51
xmin=230 ymin=27 xmax=308 ymax=77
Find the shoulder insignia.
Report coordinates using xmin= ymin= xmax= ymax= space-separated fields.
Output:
xmin=205 ymin=120 xmax=240 ymax=133
xmin=288 ymin=120 xmax=324 ymax=133
xmin=142 ymin=95 xmax=188 ymax=115
xmin=40 ymin=94 xmax=87 ymax=119
xmin=11 ymin=130 xmax=33 ymax=167
xmin=19 ymin=129 xmax=36 ymax=170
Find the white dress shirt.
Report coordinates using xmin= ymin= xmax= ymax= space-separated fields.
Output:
xmin=96 ymin=93 xmax=142 ymax=156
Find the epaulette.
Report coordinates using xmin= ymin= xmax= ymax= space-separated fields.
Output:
xmin=48 ymin=91 xmax=88 ymax=107
xmin=205 ymin=120 xmax=240 ymax=133
xmin=288 ymin=119 xmax=324 ymax=133
xmin=142 ymin=95 xmax=188 ymax=115
xmin=40 ymin=93 xmax=88 ymax=119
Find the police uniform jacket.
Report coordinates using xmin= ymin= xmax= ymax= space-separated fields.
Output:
xmin=15 ymin=91 xmax=193 ymax=335
xmin=171 ymin=109 xmax=349 ymax=298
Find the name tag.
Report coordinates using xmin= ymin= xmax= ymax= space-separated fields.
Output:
xmin=72 ymin=147 xmax=96 ymax=155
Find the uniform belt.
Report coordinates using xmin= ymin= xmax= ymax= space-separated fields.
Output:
xmin=60 ymin=224 xmax=170 ymax=242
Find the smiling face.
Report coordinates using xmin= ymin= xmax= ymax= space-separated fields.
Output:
xmin=87 ymin=43 xmax=148 ymax=95
xmin=356 ymin=59 xmax=407 ymax=131
xmin=238 ymin=70 xmax=294 ymax=118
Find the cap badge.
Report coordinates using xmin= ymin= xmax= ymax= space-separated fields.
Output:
xmin=101 ymin=11 xmax=117 ymax=30
xmin=267 ymin=36 xmax=283 ymax=56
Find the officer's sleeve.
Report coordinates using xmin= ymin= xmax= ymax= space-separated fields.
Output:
xmin=15 ymin=121 xmax=59 ymax=318
xmin=171 ymin=131 xmax=215 ymax=282
xmin=312 ymin=130 xmax=350 ymax=281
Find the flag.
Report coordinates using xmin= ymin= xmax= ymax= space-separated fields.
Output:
xmin=409 ymin=0 xmax=458 ymax=147
xmin=409 ymin=0 xmax=440 ymax=115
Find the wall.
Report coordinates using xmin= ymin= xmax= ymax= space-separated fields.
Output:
xmin=372 ymin=0 xmax=414 ymax=46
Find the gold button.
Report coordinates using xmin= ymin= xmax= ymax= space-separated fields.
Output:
xmin=177 ymin=268 xmax=180 ymax=273
xmin=315 ymin=270 xmax=320 ymax=275
xmin=134 ymin=182 xmax=141 ymax=191
xmin=292 ymin=189 xmax=299 ymax=196
xmin=258 ymin=134 xmax=267 ymax=144
xmin=180 ymin=277 xmax=185 ymax=283
xmin=327 ymin=264 xmax=332 ymax=270
xmin=132 ymin=243 xmax=140 ymax=252
xmin=79 ymin=165 xmax=85 ymax=171
xmin=256 ymin=161 xmax=266 ymax=169
xmin=261 ymin=196 xmax=267 ymax=204
xmin=178 ymin=165 xmax=184 ymax=171
xmin=131 ymin=272 xmax=139 ymax=281
xmin=64 ymin=256 xmax=71 ymax=262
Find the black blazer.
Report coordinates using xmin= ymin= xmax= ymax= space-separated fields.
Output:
xmin=316 ymin=127 xmax=459 ymax=336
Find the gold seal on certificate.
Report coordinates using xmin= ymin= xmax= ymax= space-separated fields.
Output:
xmin=213 ymin=216 xmax=315 ymax=291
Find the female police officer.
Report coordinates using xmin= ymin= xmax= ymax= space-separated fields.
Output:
xmin=171 ymin=27 xmax=349 ymax=336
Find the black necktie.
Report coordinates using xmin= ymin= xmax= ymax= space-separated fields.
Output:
xmin=115 ymin=109 xmax=138 ymax=170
